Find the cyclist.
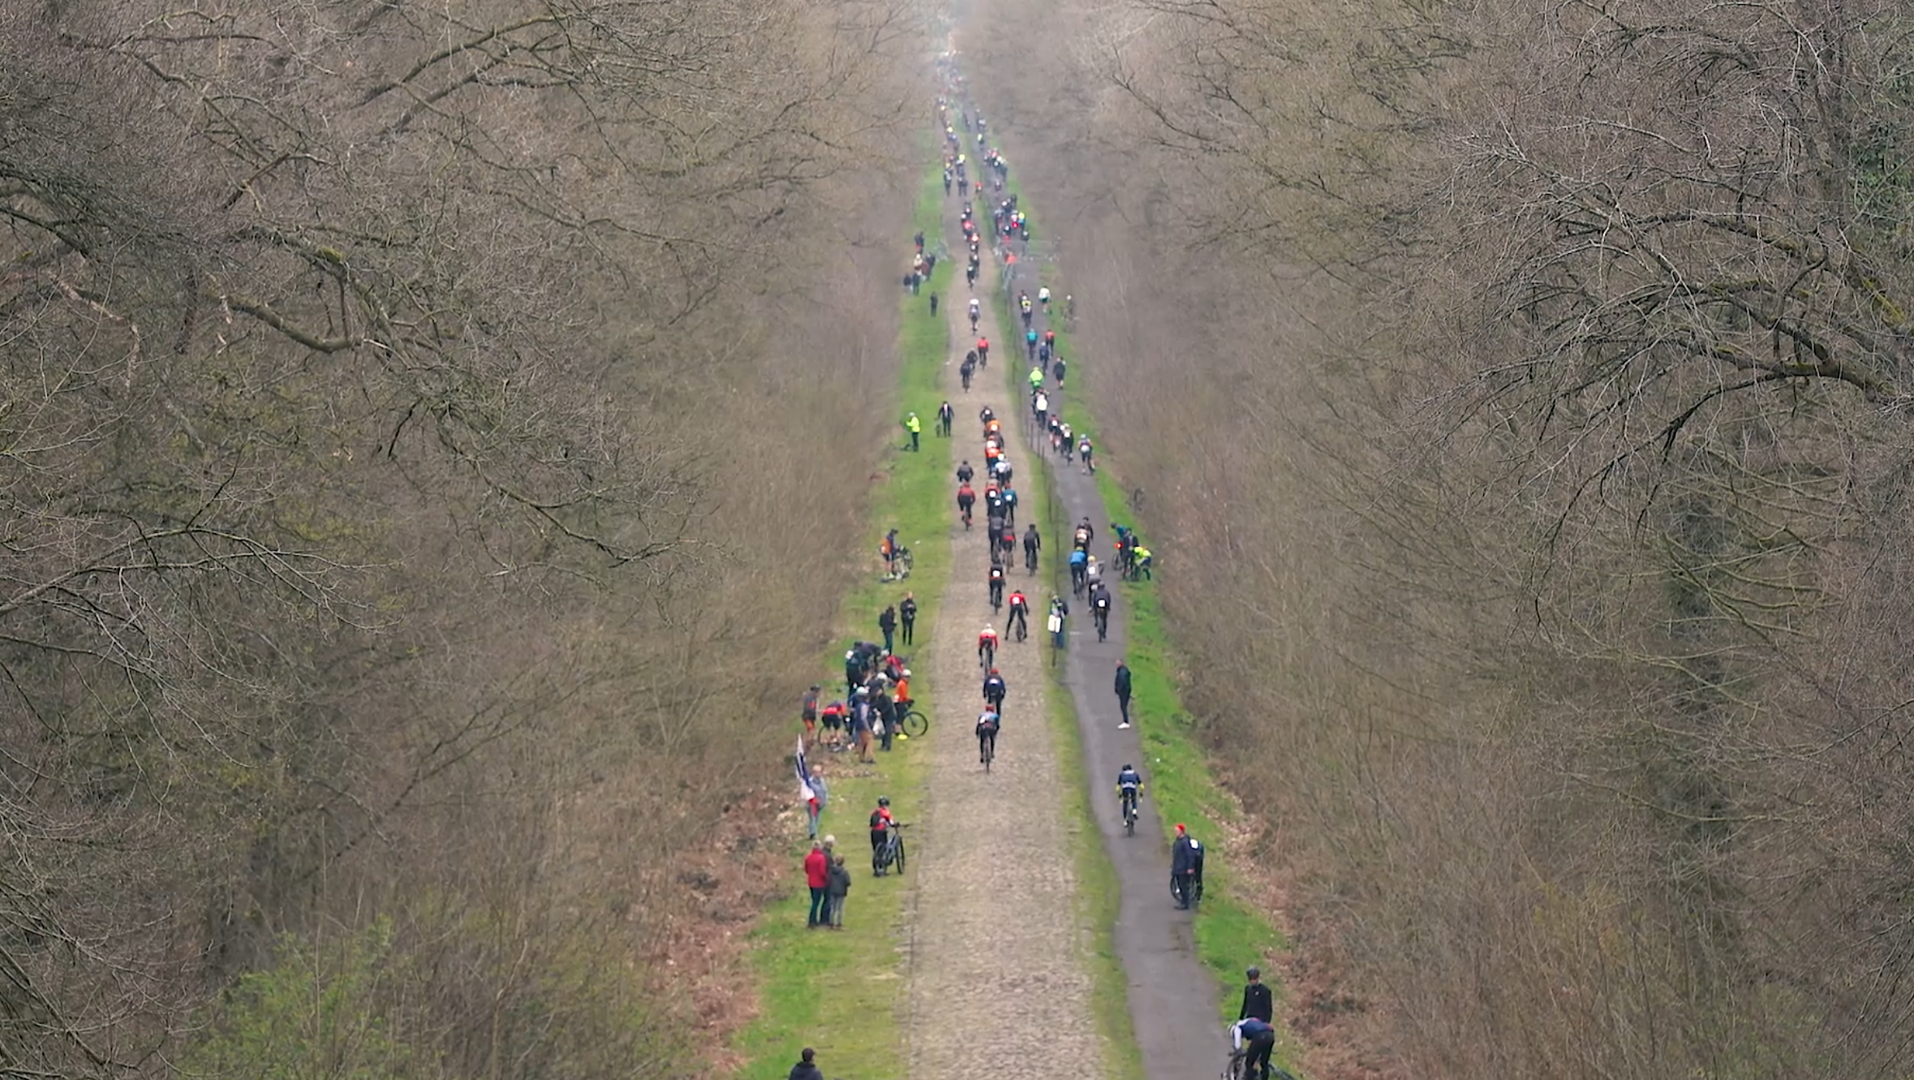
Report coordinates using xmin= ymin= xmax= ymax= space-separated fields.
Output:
xmin=968 ymin=296 xmax=980 ymax=332
xmin=1001 ymin=484 xmax=1019 ymax=529
xmin=982 ymin=667 xmax=1007 ymax=719
xmin=1022 ymin=523 xmax=1041 ymax=571
xmin=999 ymin=520 xmax=1017 ymax=563
xmin=1079 ymin=435 xmax=1095 ymax=473
xmin=976 ymin=706 xmax=999 ymax=765
xmin=1086 ymin=554 xmax=1104 ymax=589
xmin=1092 ymin=581 xmax=1113 ymax=641
xmin=1038 ymin=285 xmax=1051 ymax=313
xmin=956 ymin=480 xmax=975 ymax=527
xmin=956 ymin=459 xmax=975 ymax=484
xmin=1069 ymin=547 xmax=1088 ymax=595
xmin=869 ymin=796 xmax=896 ymax=866
xmin=1025 ymin=327 xmax=1038 ymax=359
xmin=1231 ymin=1016 xmax=1278 ymax=1080
xmin=988 ymin=562 xmax=1005 ymax=611
xmin=1006 ymin=588 xmax=1030 ymax=640
xmin=1075 ymin=518 xmax=1096 ymax=547
xmin=978 ymin=624 xmax=998 ymax=669
xmin=1028 ymin=365 xmax=1043 ymax=394
xmin=961 ymin=352 xmax=976 ymax=391
xmin=1043 ymin=328 xmax=1056 ymax=353
xmin=978 ymin=404 xmax=995 ymax=428
xmin=976 ymin=337 xmax=989 ymax=366
xmin=1116 ymin=763 xmax=1144 ymax=824
xmin=1033 ymin=389 xmax=1048 ymax=429
xmin=1059 ymin=421 xmax=1074 ymax=460
xmin=965 ymin=262 xmax=978 ymax=289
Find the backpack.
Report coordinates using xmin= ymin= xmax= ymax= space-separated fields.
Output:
xmin=869 ymin=809 xmax=886 ymax=830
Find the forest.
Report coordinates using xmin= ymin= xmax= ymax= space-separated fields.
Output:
xmin=9 ymin=0 xmax=1914 ymax=1079
xmin=0 ymin=2 xmax=921 ymax=1077
xmin=960 ymin=0 xmax=1914 ymax=1077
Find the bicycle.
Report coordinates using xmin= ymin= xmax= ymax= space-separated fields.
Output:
xmin=896 ymin=705 xmax=929 ymax=738
xmin=1223 ymin=1044 xmax=1295 ymax=1080
xmin=977 ymin=720 xmax=998 ymax=772
xmin=1023 ymin=545 xmax=1038 ymax=573
xmin=1008 ymin=608 xmax=1028 ymax=642
xmin=979 ymin=641 xmax=996 ymax=671
xmin=873 ymin=823 xmax=910 ymax=875
xmin=884 ymin=546 xmax=913 ymax=582
xmin=1094 ymin=601 xmax=1110 ymax=642
xmin=1119 ymin=786 xmax=1140 ymax=835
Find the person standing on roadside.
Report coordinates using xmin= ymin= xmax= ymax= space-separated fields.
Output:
xmin=804 ymin=841 xmax=830 ymax=928
xmin=806 ymin=766 xmax=828 ymax=839
xmin=938 ymin=400 xmax=954 ymax=437
xmin=827 ymin=853 xmax=851 ymax=928
xmin=1115 ymin=661 xmax=1133 ymax=729
xmin=1171 ymin=823 xmax=1204 ymax=909
xmin=900 ymin=593 xmax=918 ymax=645
xmin=879 ymin=604 xmax=897 ymax=654
xmin=801 ymin=684 xmax=820 ymax=745
xmin=1241 ymin=966 xmax=1274 ymax=1023
xmin=789 ymin=1047 xmax=825 ymax=1080
xmin=904 ymin=411 xmax=922 ymax=452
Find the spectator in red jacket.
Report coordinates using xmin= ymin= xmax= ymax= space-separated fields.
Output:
xmin=805 ymin=841 xmax=830 ymax=928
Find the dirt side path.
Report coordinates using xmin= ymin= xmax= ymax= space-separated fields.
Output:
xmin=901 ymin=178 xmax=1103 ymax=1080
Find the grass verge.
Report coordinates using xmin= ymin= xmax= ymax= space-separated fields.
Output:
xmin=988 ymin=175 xmax=1294 ymax=1049
xmin=730 ymin=169 xmax=951 ymax=1080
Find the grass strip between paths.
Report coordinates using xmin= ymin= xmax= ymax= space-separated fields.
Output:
xmin=989 ymin=171 xmax=1296 ymax=1058
xmin=730 ymin=170 xmax=949 ymax=1080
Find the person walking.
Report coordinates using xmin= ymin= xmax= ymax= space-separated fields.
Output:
xmin=827 ymin=853 xmax=851 ymax=928
xmin=1115 ymin=660 xmax=1134 ymax=729
xmin=804 ymin=841 xmax=830 ymax=928
xmin=878 ymin=605 xmax=897 ymax=654
xmin=899 ymin=593 xmax=918 ymax=645
xmin=789 ymin=1047 xmax=825 ymax=1080
xmin=904 ymin=412 xmax=922 ymax=451
xmin=930 ymin=292 xmax=939 ymax=316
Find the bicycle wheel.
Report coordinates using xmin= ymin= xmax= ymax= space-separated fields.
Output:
xmin=893 ymin=837 xmax=907 ymax=875
xmin=902 ymin=710 xmax=929 ymax=738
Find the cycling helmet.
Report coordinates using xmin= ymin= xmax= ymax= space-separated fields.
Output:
xmin=878 ymin=796 xmax=890 ymax=807
xmin=1247 ymin=967 xmax=1261 ymax=979
xmin=1123 ymin=764 xmax=1133 ymax=772
xmin=989 ymin=667 xmax=999 ymax=674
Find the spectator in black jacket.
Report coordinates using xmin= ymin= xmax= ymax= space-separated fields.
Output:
xmin=1115 ymin=660 xmax=1133 ymax=729
xmin=1241 ymin=966 xmax=1273 ymax=1022
xmin=789 ymin=1047 xmax=824 ymax=1080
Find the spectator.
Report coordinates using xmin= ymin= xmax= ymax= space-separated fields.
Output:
xmin=801 ymin=685 xmax=820 ymax=744
xmin=1115 ymin=661 xmax=1133 ymax=729
xmin=879 ymin=604 xmax=898 ymax=654
xmin=1241 ymin=966 xmax=1273 ymax=1022
xmin=827 ymin=853 xmax=851 ymax=928
xmin=804 ymin=841 xmax=829 ymax=928
xmin=789 ymin=1047 xmax=824 ymax=1080
xmin=900 ymin=592 xmax=918 ymax=645
xmin=806 ymin=767 xmax=828 ymax=839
